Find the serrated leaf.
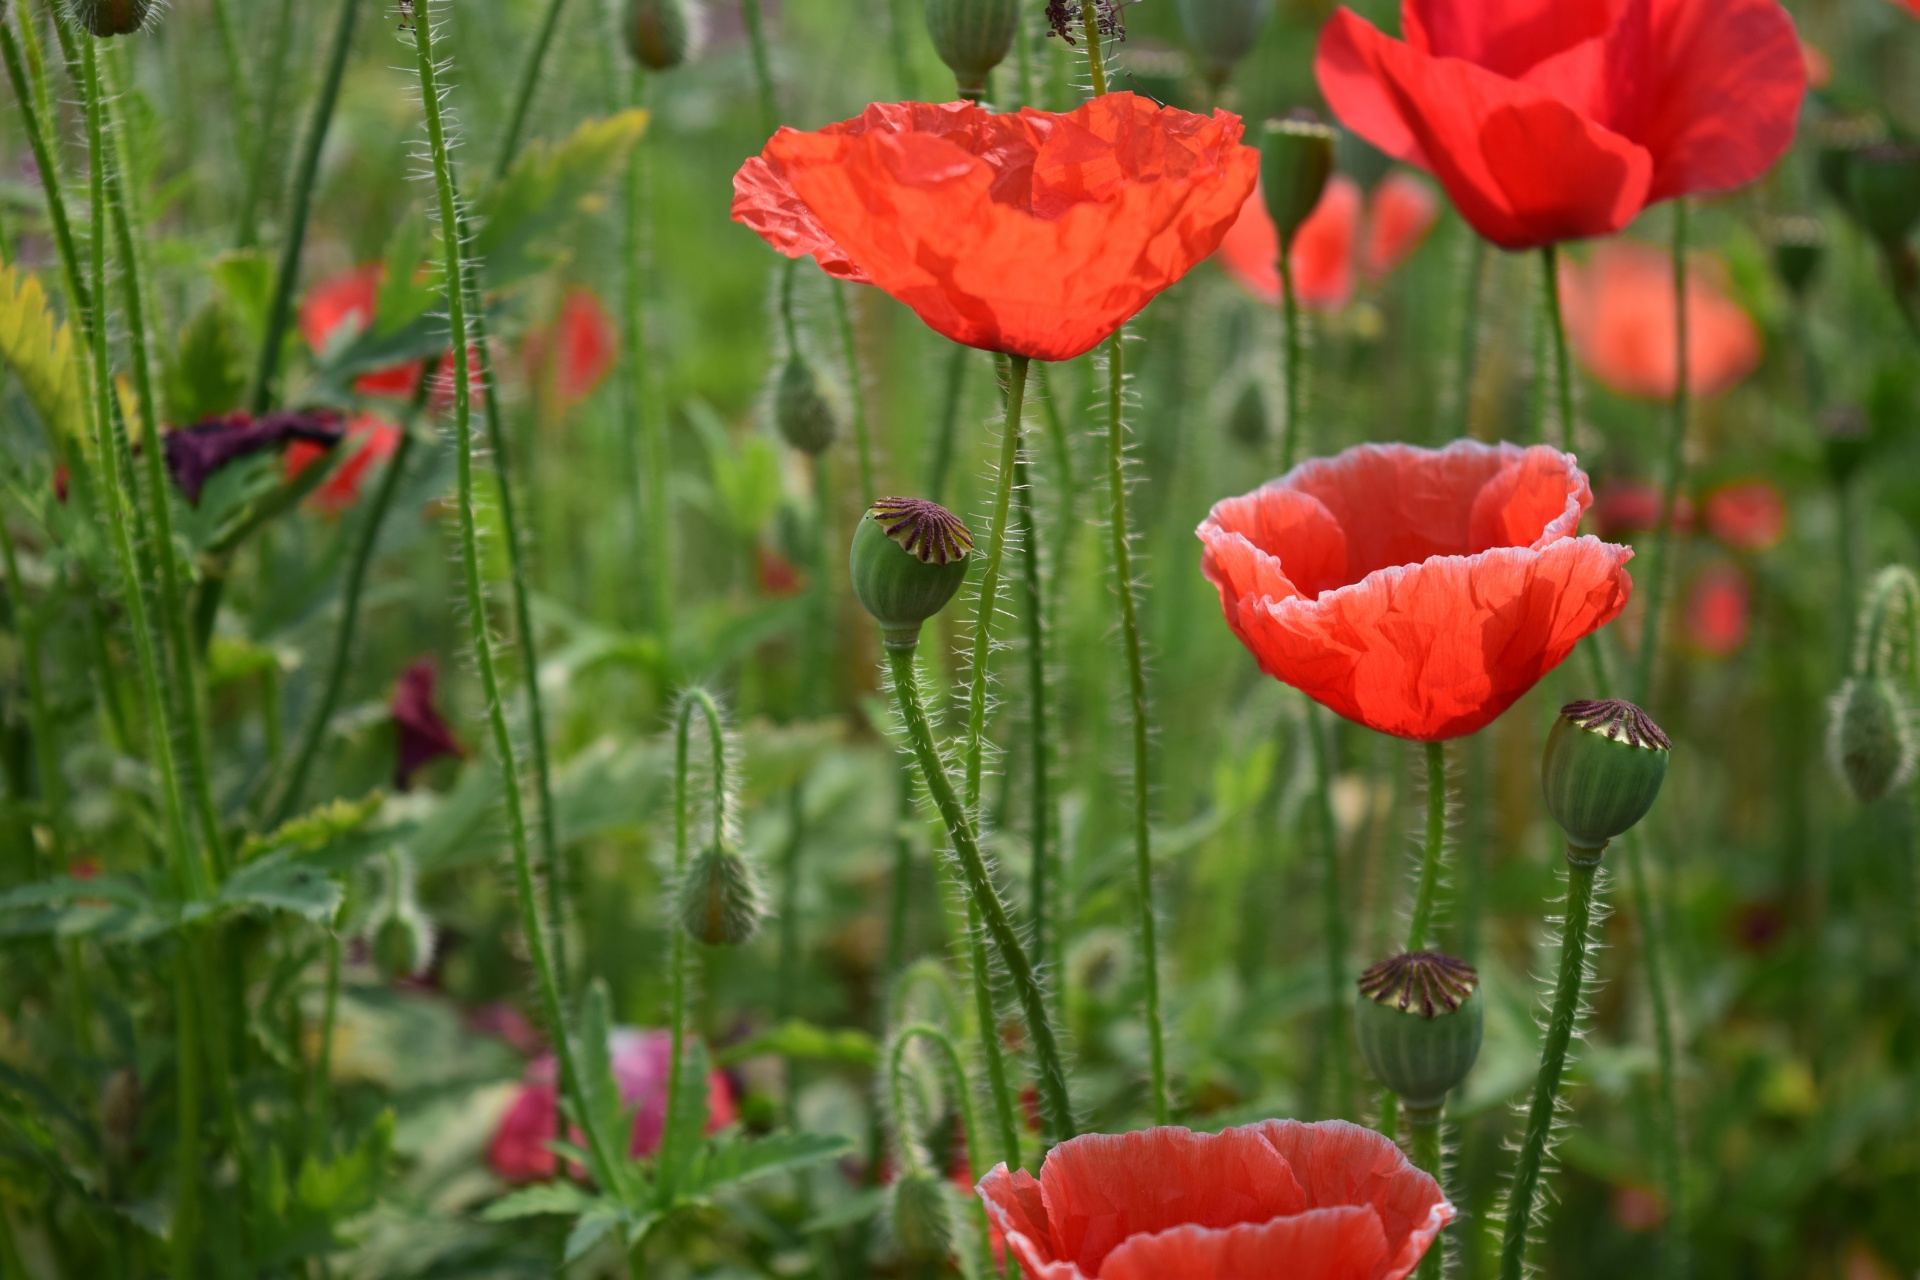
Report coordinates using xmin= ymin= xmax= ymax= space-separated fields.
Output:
xmin=717 ymin=1019 xmax=878 ymax=1068
xmin=0 ymin=265 xmax=86 ymax=441
xmin=653 ymin=1037 xmax=710 ymax=1202
xmin=216 ymin=855 xmax=342 ymax=921
xmin=563 ymin=1206 xmax=621 ymax=1264
xmin=480 ymin=1182 xmax=596 ymax=1221
xmin=683 ymin=1131 xmax=852 ymax=1200
xmin=238 ymin=793 xmax=385 ymax=865
xmin=472 ymin=111 xmax=649 ymax=286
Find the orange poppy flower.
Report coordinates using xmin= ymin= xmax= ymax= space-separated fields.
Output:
xmin=1198 ymin=441 xmax=1633 ymax=741
xmin=285 ymin=412 xmax=401 ymax=513
xmin=976 ymin=1120 xmax=1451 ymax=1280
xmin=1559 ymin=240 xmax=1761 ymax=400
xmin=1703 ymin=479 xmax=1785 ymax=552
xmin=1685 ymin=561 xmax=1750 ymax=656
xmin=1218 ymin=171 xmax=1438 ymax=311
xmin=731 ymin=94 xmax=1258 ymax=361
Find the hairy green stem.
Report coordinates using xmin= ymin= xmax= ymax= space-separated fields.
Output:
xmin=1625 ymin=831 xmax=1685 ymax=1280
xmin=622 ymin=71 xmax=673 ymax=640
xmin=1406 ymin=741 xmax=1447 ymax=952
xmin=0 ymin=18 xmax=91 ymax=336
xmin=1279 ymin=244 xmax=1303 ymax=470
xmin=236 ymin=0 xmax=298 ymax=247
xmin=207 ymin=0 xmax=257 ymax=228
xmin=671 ymin=689 xmax=726 ymax=1155
xmin=890 ymin=1024 xmax=987 ymax=1173
xmin=965 ymin=896 xmax=1022 ymax=1165
xmin=1409 ymin=1110 xmax=1445 ymax=1280
xmin=494 ymin=0 xmax=571 ymax=182
xmin=1539 ymin=244 xmax=1574 ymax=447
xmin=1077 ymin=0 xmax=1108 ymax=95
xmin=1310 ymin=705 xmax=1352 ymax=1118
xmin=962 ymin=354 xmax=1028 ymax=815
xmin=1016 ymin=461 xmax=1052 ymax=1019
xmin=1634 ymin=201 xmax=1691 ymax=707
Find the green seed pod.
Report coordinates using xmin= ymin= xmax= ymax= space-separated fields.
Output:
xmin=774 ymin=355 xmax=838 ymax=457
xmin=1175 ymin=0 xmax=1268 ymax=88
xmin=1845 ymin=143 xmax=1920 ymax=249
xmin=1541 ymin=699 xmax=1671 ymax=852
xmin=889 ymin=1168 xmax=954 ymax=1262
xmin=1827 ymin=677 xmax=1914 ymax=804
xmin=1259 ymin=116 xmax=1337 ymax=252
xmin=923 ymin=0 xmax=1017 ymax=102
xmin=625 ymin=0 xmax=700 ymax=70
xmin=1759 ymin=214 xmax=1825 ymax=300
xmin=850 ymin=497 xmax=974 ymax=647
xmin=1226 ymin=377 xmax=1268 ymax=447
xmin=66 ymin=0 xmax=156 ymax=36
xmin=679 ymin=842 xmax=765 ymax=946
xmin=373 ymin=907 xmax=434 ymax=980
xmin=1353 ymin=952 xmax=1483 ymax=1113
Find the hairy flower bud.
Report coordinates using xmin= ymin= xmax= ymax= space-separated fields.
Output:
xmin=679 ymin=842 xmax=764 ymax=946
xmin=1846 ymin=143 xmax=1920 ymax=250
xmin=774 ymin=355 xmax=838 ymax=456
xmin=1542 ymin=699 xmax=1671 ymax=852
xmin=850 ymin=497 xmax=974 ymax=647
xmin=1353 ymin=952 xmax=1484 ymax=1113
xmin=373 ymin=906 xmax=434 ymax=980
xmin=890 ymin=1168 xmax=955 ymax=1262
xmin=625 ymin=0 xmax=701 ymax=70
xmin=1828 ymin=677 xmax=1914 ymax=804
xmin=924 ymin=0 xmax=1017 ymax=101
xmin=1175 ymin=0 xmax=1268 ymax=87
xmin=67 ymin=0 xmax=155 ymax=36
xmin=1259 ymin=116 xmax=1336 ymax=252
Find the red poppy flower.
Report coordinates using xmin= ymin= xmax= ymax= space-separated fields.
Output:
xmin=1801 ymin=41 xmax=1831 ymax=91
xmin=1594 ymin=478 xmax=1693 ymax=540
xmin=1703 ymin=479 xmax=1785 ymax=551
xmin=1218 ymin=172 xmax=1438 ymax=311
xmin=1684 ymin=561 xmax=1749 ymax=656
xmin=731 ymin=94 xmax=1258 ymax=361
xmin=527 ymin=287 xmax=617 ymax=406
xmin=1316 ymin=0 xmax=1807 ymax=250
xmin=1891 ymin=0 xmax=1920 ymax=19
xmin=300 ymin=266 xmax=427 ymax=399
xmin=285 ymin=413 xmax=401 ymax=513
xmin=392 ymin=659 xmax=463 ymax=790
xmin=1198 ymin=441 xmax=1634 ymax=741
xmin=1560 ymin=241 xmax=1761 ymax=400
xmin=976 ymin=1120 xmax=1451 ymax=1280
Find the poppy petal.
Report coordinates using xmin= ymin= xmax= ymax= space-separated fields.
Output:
xmin=1363 ymin=172 xmax=1440 ymax=280
xmin=1559 ymin=240 xmax=1760 ymax=399
xmin=1098 ymin=1204 xmax=1390 ymax=1280
xmin=732 ymin=154 xmax=876 ymax=284
xmin=979 ymin=1165 xmax=1081 ymax=1277
xmin=1247 ymin=1121 xmax=1455 ymax=1280
xmin=1401 ymin=0 xmax=1618 ymax=77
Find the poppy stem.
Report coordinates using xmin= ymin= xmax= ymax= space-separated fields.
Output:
xmin=962 ymin=354 xmax=1028 ymax=816
xmin=671 ymin=688 xmax=727 ymax=1168
xmin=1077 ymin=0 xmax=1108 ymax=96
xmin=890 ymin=1024 xmax=988 ymax=1176
xmin=740 ymin=0 xmax=778 ymax=137
xmin=1451 ymin=236 xmax=1486 ymax=442
xmin=1634 ymin=200 xmax=1691 ymax=708
xmin=1625 ymin=828 xmax=1687 ymax=1280
xmin=1538 ymin=244 xmax=1575 ymax=448
xmin=965 ymin=895 xmax=1024 ymax=1166
xmin=1016 ymin=456 xmax=1054 ymax=1049
xmin=1279 ymin=244 xmax=1304 ymax=471
xmin=236 ymin=0 xmax=298 ymax=248
xmin=1310 ymin=704 xmax=1354 ymax=1119
xmin=884 ymin=638 xmax=1076 ymax=1145
xmin=494 ymin=0 xmax=570 ymax=183
xmin=1408 ymin=1108 xmax=1446 ymax=1280
xmin=886 ymin=0 xmax=916 ymax=99
xmin=0 ymin=16 xmax=91 ymax=339
xmin=623 ymin=71 xmax=674 ymax=642
xmin=1406 ymin=741 xmax=1447 ymax=952
xmin=1498 ymin=843 xmax=1603 ymax=1280
xmin=927 ymin=346 xmax=970 ymax=505
xmin=831 ymin=281 xmax=877 ymax=501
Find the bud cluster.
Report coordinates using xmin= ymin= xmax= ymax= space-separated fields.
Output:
xmin=1828 ymin=566 xmax=1920 ymax=804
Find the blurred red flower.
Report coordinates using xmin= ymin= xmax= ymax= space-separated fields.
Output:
xmin=1218 ymin=171 xmax=1438 ymax=311
xmin=1890 ymin=0 xmax=1920 ymax=19
xmin=732 ymin=94 xmax=1258 ymax=361
xmin=1612 ymin=1183 xmax=1665 ymax=1232
xmin=285 ymin=412 xmax=401 ymax=513
xmin=392 ymin=659 xmax=462 ymax=790
xmin=1560 ymin=241 xmax=1761 ymax=400
xmin=1801 ymin=41 xmax=1831 ymax=90
xmin=1316 ymin=0 xmax=1807 ymax=250
xmin=1685 ymin=562 xmax=1750 ymax=656
xmin=1703 ymin=479 xmax=1786 ymax=552
xmin=1198 ymin=441 xmax=1633 ymax=741
xmin=976 ymin=1120 xmax=1450 ymax=1280
xmin=489 ymin=1029 xmax=736 ymax=1182
xmin=1594 ymin=478 xmax=1693 ymax=540
xmin=527 ymin=287 xmax=617 ymax=407
xmin=300 ymin=266 xmax=426 ymax=399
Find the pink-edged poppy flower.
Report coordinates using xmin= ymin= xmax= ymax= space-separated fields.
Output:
xmin=285 ymin=413 xmax=401 ymax=513
xmin=1684 ymin=561 xmax=1750 ymax=656
xmin=1315 ymin=0 xmax=1808 ymax=250
xmin=731 ymin=94 xmax=1258 ymax=361
xmin=391 ymin=659 xmax=462 ymax=790
xmin=1560 ymin=241 xmax=1761 ymax=400
xmin=488 ymin=1029 xmax=738 ymax=1182
xmin=1199 ymin=441 xmax=1634 ymax=741
xmin=1217 ymin=171 xmax=1438 ymax=311
xmin=976 ymin=1120 xmax=1451 ymax=1280
xmin=1594 ymin=479 xmax=1694 ymax=540
xmin=1702 ymin=479 xmax=1785 ymax=551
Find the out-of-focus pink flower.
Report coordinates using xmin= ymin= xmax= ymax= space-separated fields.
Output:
xmin=468 ymin=1003 xmax=545 ymax=1057
xmin=1363 ymin=171 xmax=1441 ymax=281
xmin=1560 ymin=241 xmax=1762 ymax=401
xmin=1703 ymin=479 xmax=1786 ymax=552
xmin=1218 ymin=170 xmax=1438 ymax=312
xmin=1685 ymin=562 xmax=1751 ymax=657
xmin=1594 ymin=480 xmax=1694 ymax=540
xmin=1612 ymin=1183 xmax=1665 ymax=1233
xmin=755 ymin=542 xmax=806 ymax=597
xmin=284 ymin=413 xmax=401 ymax=514
xmin=392 ymin=659 xmax=463 ymax=790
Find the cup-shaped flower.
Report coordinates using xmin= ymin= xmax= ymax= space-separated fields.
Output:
xmin=1315 ymin=0 xmax=1808 ymax=249
xmin=731 ymin=95 xmax=1258 ymax=361
xmin=1560 ymin=241 xmax=1761 ymax=401
xmin=1198 ymin=441 xmax=1633 ymax=741
xmin=976 ymin=1120 xmax=1452 ymax=1280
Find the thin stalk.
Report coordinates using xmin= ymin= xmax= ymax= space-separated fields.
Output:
xmin=778 ymin=782 xmax=805 ymax=1023
xmin=1279 ymin=244 xmax=1303 ymax=470
xmin=1016 ymin=462 xmax=1051 ymax=1009
xmin=494 ymin=0 xmax=571 ymax=182
xmin=965 ymin=897 xmax=1022 ymax=1165
xmin=1634 ymin=202 xmax=1691 ymax=707
xmin=622 ymin=70 xmax=672 ymax=639
xmin=1310 ymin=705 xmax=1352 ymax=1118
xmin=235 ymin=0 xmax=298 ymax=247
xmin=0 ymin=18 xmax=91 ymax=335
xmin=207 ymin=0 xmax=257 ymax=221
xmin=886 ymin=0 xmax=916 ymax=99
xmin=1406 ymin=741 xmax=1447 ymax=952
xmin=885 ymin=768 xmax=915 ymax=977
xmin=1101 ymin=333 xmax=1167 ymax=1123
xmin=14 ymin=0 xmax=52 ymax=135
xmin=1539 ymin=244 xmax=1574 ymax=447
xmin=671 ymin=689 xmax=726 ymax=1152
xmin=1452 ymin=236 xmax=1486 ymax=441
xmin=739 ymin=0 xmax=777 ymax=136
xmin=1409 ymin=1109 xmax=1445 ymax=1280
xmin=1498 ymin=845 xmax=1602 ymax=1280
xmin=926 ymin=345 xmax=969 ymax=505
xmin=170 ymin=953 xmax=204 ymax=1277
xmin=0 ymin=513 xmax=62 ymax=871
xmin=890 ymin=1024 xmax=988 ymax=1173
xmin=832 ymin=281 xmax=875 ymax=501
xmin=1624 ymin=830 xmax=1685 ymax=1280
xmin=248 ymin=0 xmax=364 ymax=414
xmin=884 ymin=639 xmax=1075 ymax=1143
xmin=961 ymin=355 xmax=1029 ymax=815
xmin=1078 ymin=0 xmax=1108 ymax=95
xmin=311 ymin=917 xmax=342 ymax=1156
xmin=409 ymin=2 xmax=619 ymax=1187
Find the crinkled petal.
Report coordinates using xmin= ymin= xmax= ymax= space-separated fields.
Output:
xmin=1099 ymin=1205 xmax=1390 ymax=1280
xmin=1246 ymin=1121 xmax=1453 ymax=1280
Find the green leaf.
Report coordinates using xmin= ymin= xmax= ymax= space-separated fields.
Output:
xmin=215 ymin=855 xmax=342 ymax=921
xmin=576 ymin=978 xmax=626 ymax=1190
xmin=207 ymin=634 xmax=282 ymax=690
xmin=654 ymin=1037 xmax=710 ymax=1202
xmin=472 ymin=110 xmax=650 ymax=286
xmin=167 ymin=301 xmax=246 ymax=424
xmin=209 ymin=250 xmax=275 ymax=339
xmin=717 ymin=1020 xmax=878 ymax=1068
xmin=563 ymin=1206 xmax=622 ymax=1264
xmin=237 ymin=792 xmax=385 ymax=865
xmin=0 ymin=265 xmax=86 ymax=441
xmin=480 ymin=1182 xmax=596 ymax=1222
xmin=683 ymin=1131 xmax=853 ymax=1199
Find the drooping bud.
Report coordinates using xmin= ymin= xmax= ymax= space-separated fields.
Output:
xmin=625 ymin=0 xmax=701 ymax=70
xmin=1259 ymin=115 xmax=1337 ymax=252
xmin=1827 ymin=677 xmax=1914 ymax=804
xmin=774 ymin=355 xmax=838 ymax=456
xmin=1353 ymin=952 xmax=1484 ymax=1113
xmin=1845 ymin=143 xmax=1920 ymax=249
xmin=923 ymin=0 xmax=1017 ymax=102
xmin=889 ymin=1168 xmax=955 ymax=1262
xmin=1226 ymin=377 xmax=1268 ymax=447
xmin=66 ymin=0 xmax=156 ymax=36
xmin=1759 ymin=214 xmax=1825 ymax=300
xmin=679 ymin=842 xmax=765 ymax=946
xmin=1542 ymin=699 xmax=1671 ymax=852
xmin=1175 ymin=0 xmax=1268 ymax=88
xmin=373 ymin=907 xmax=434 ymax=981
xmin=849 ymin=497 xmax=974 ymax=647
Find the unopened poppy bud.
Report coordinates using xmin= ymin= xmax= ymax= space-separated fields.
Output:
xmin=1175 ymin=0 xmax=1268 ymax=87
xmin=1353 ymin=952 xmax=1483 ymax=1113
xmin=923 ymin=0 xmax=1017 ymax=102
xmin=1259 ymin=116 xmax=1336 ymax=252
xmin=679 ymin=842 xmax=765 ymax=946
xmin=889 ymin=1168 xmax=954 ymax=1262
xmin=1542 ymin=699 xmax=1671 ymax=853
xmin=1760 ymin=214 xmax=1825 ymax=299
xmin=373 ymin=906 xmax=434 ymax=980
xmin=850 ymin=497 xmax=974 ymax=648
xmin=1226 ymin=378 xmax=1268 ymax=447
xmin=625 ymin=0 xmax=701 ymax=70
xmin=66 ymin=0 xmax=155 ymax=36
xmin=1827 ymin=677 xmax=1914 ymax=804
xmin=774 ymin=355 xmax=838 ymax=456
xmin=1845 ymin=143 xmax=1920 ymax=249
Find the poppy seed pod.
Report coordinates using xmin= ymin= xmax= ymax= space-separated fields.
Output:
xmin=1259 ymin=116 xmax=1336 ymax=252
xmin=774 ymin=355 xmax=838 ymax=456
xmin=1827 ymin=677 xmax=1914 ymax=804
xmin=889 ymin=1168 xmax=955 ymax=1262
xmin=850 ymin=497 xmax=974 ymax=647
xmin=923 ymin=0 xmax=1017 ymax=102
xmin=625 ymin=0 xmax=700 ymax=70
xmin=1760 ymin=214 xmax=1825 ymax=299
xmin=1542 ymin=699 xmax=1671 ymax=852
xmin=1353 ymin=952 xmax=1484 ymax=1113
xmin=1175 ymin=0 xmax=1268 ymax=87
xmin=1845 ymin=143 xmax=1920 ymax=249
xmin=67 ymin=0 xmax=156 ymax=35
xmin=679 ymin=842 xmax=765 ymax=946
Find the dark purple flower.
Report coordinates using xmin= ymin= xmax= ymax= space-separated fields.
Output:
xmin=163 ymin=410 xmax=345 ymax=505
xmin=393 ymin=659 xmax=462 ymax=790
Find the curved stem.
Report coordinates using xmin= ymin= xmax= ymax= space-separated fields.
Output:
xmin=885 ymin=639 xmax=1075 ymax=1144
xmin=1539 ymin=244 xmax=1575 ymax=448
xmin=1406 ymin=741 xmax=1447 ymax=953
xmin=493 ymin=0 xmax=571 ymax=182
xmin=1499 ymin=846 xmax=1602 ymax=1280
xmin=891 ymin=1024 xmax=988 ymax=1175
xmin=671 ymin=688 xmax=726 ymax=1150
xmin=832 ymin=281 xmax=875 ymax=502
xmin=962 ymin=354 xmax=1028 ymax=815
xmin=1310 ymin=706 xmax=1352 ymax=1118
xmin=1279 ymin=245 xmax=1303 ymax=471
xmin=1409 ymin=1110 xmax=1445 ymax=1280
xmin=1634 ymin=201 xmax=1691 ymax=707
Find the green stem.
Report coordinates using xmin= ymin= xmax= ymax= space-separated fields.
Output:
xmin=1409 ymin=1109 xmax=1445 ymax=1280
xmin=832 ymin=282 xmax=876 ymax=502
xmin=1634 ymin=201 xmax=1691 ymax=707
xmin=311 ymin=916 xmax=342 ymax=1157
xmin=671 ymin=689 xmax=726 ymax=1156
xmin=0 ymin=17 xmax=91 ymax=336
xmin=409 ymin=2 xmax=620 ymax=1189
xmin=778 ymin=782 xmax=805 ymax=1023
xmin=886 ymin=0 xmax=916 ymax=99
xmin=248 ymin=0 xmax=363 ymax=414
xmin=965 ymin=897 xmax=1022 ymax=1165
xmin=235 ymin=0 xmax=297 ymax=248
xmin=622 ymin=72 xmax=673 ymax=640
xmin=1624 ymin=831 xmax=1685 ymax=1280
xmin=0 ymin=514 xmax=62 ymax=871
xmin=1452 ymin=237 xmax=1486 ymax=441
xmin=1499 ymin=846 xmax=1602 ymax=1280
xmin=170 ymin=952 xmax=204 ymax=1278
xmin=1279 ymin=244 xmax=1303 ymax=471
xmin=1016 ymin=461 xmax=1051 ymax=1015
xmin=890 ymin=1024 xmax=988 ymax=1174
xmin=207 ymin=0 xmax=257 ymax=227
xmin=962 ymin=354 xmax=1029 ymax=815
xmin=1406 ymin=741 xmax=1447 ymax=952
xmin=1309 ymin=705 xmax=1352 ymax=1118
xmin=494 ymin=0 xmax=571 ymax=182
xmin=1539 ymin=244 xmax=1575 ymax=448
xmin=740 ymin=0 xmax=778 ymax=136
xmin=926 ymin=345 xmax=969 ymax=505
xmin=884 ymin=640 xmax=1075 ymax=1144
xmin=885 ymin=768 xmax=916 ymax=977
xmin=1077 ymin=0 xmax=1107 ymax=95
